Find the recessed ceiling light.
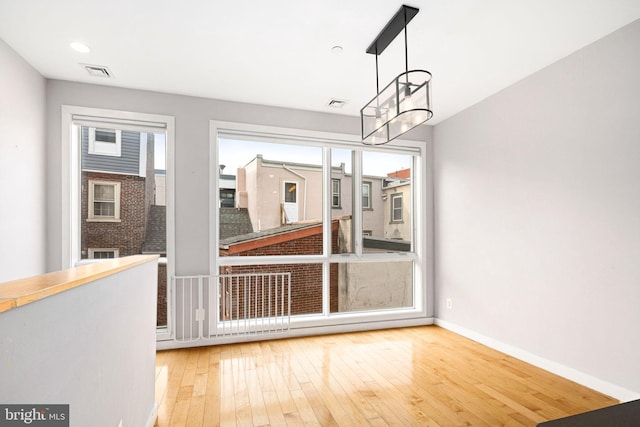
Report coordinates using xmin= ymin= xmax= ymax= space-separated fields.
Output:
xmin=70 ymin=42 xmax=91 ymax=53
xmin=331 ymin=45 xmax=343 ymax=54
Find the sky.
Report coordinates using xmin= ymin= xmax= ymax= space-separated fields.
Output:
xmin=154 ymin=133 xmax=166 ymax=170
xmin=219 ymin=138 xmax=411 ymax=177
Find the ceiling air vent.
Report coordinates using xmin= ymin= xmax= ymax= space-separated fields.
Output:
xmin=81 ymin=64 xmax=113 ymax=78
xmin=327 ymin=98 xmax=347 ymax=108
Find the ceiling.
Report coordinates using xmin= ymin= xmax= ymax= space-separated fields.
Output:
xmin=1 ymin=0 xmax=639 ymax=124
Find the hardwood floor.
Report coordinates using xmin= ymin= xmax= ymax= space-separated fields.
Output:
xmin=154 ymin=326 xmax=617 ymax=426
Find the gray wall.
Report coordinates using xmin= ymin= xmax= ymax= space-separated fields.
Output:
xmin=0 ymin=258 xmax=158 ymax=427
xmin=0 ymin=38 xmax=46 ymax=282
xmin=45 ymin=80 xmax=431 ymax=276
xmin=434 ymin=19 xmax=640 ymax=395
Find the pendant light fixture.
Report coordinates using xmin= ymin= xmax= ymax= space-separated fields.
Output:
xmin=361 ymin=5 xmax=433 ymax=145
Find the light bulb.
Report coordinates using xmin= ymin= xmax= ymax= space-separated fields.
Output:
xmin=375 ymin=108 xmax=383 ymax=129
xmin=403 ymin=84 xmax=413 ymax=110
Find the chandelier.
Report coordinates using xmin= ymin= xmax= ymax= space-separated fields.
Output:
xmin=361 ymin=5 xmax=433 ymax=145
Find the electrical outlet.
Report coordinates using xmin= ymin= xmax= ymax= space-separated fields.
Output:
xmin=446 ymin=298 xmax=452 ymax=309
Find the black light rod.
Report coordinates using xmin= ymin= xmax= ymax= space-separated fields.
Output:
xmin=366 ymin=5 xmax=419 ymax=55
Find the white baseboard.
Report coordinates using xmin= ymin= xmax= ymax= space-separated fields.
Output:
xmin=145 ymin=401 xmax=158 ymax=427
xmin=435 ymin=318 xmax=640 ymax=403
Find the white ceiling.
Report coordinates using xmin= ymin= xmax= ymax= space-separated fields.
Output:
xmin=1 ymin=0 xmax=639 ymax=124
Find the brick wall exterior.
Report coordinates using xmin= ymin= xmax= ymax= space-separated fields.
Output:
xmin=82 ymin=170 xmax=169 ymax=329
xmin=81 ymin=171 xmax=147 ymax=258
xmin=157 ymin=263 xmax=167 ymax=327
xmin=219 ymin=227 xmax=339 ymax=316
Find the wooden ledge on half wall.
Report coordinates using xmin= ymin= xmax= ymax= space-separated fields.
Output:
xmin=0 ymin=254 xmax=159 ymax=313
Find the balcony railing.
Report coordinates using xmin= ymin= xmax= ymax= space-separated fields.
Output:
xmin=173 ymin=272 xmax=291 ymax=342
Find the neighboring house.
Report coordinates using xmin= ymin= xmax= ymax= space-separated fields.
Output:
xmin=236 ymin=155 xmax=386 ymax=234
xmin=382 ymin=177 xmax=411 ymax=242
xmin=331 ymin=161 xmax=386 ymax=238
xmin=81 ymin=127 xmax=156 ymax=259
xmin=386 ymin=168 xmax=411 ymax=180
xmin=236 ymin=154 xmax=322 ymax=230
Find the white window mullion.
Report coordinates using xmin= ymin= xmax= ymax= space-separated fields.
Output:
xmin=323 ymin=147 xmax=332 ymax=257
xmin=411 ymin=156 xmax=417 ymax=253
xmin=322 ymin=147 xmax=332 ymax=316
xmin=352 ymin=150 xmax=363 ymax=256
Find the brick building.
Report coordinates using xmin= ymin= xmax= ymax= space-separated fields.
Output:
xmin=219 ymin=220 xmax=341 ymax=316
xmin=80 ymin=126 xmax=168 ymax=326
xmin=81 ymin=171 xmax=147 ymax=258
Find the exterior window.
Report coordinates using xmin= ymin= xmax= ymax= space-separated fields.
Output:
xmin=362 ymin=182 xmax=372 ymax=209
xmin=391 ymin=194 xmax=403 ymax=222
xmin=88 ymin=180 xmax=121 ymax=221
xmin=88 ymin=248 xmax=119 ymax=259
xmin=89 ymin=127 xmax=121 ymax=156
xmin=332 ymin=179 xmax=341 ymax=208
xmin=284 ymin=182 xmax=297 ymax=203
xmin=220 ymin=189 xmax=235 ymax=207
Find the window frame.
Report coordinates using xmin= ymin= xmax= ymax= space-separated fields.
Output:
xmin=87 ymin=179 xmax=121 ymax=222
xmin=62 ymin=105 xmax=176 ymax=343
xmin=210 ymin=121 xmax=431 ymax=335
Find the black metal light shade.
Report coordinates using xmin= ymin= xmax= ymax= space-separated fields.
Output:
xmin=361 ymin=5 xmax=433 ymax=145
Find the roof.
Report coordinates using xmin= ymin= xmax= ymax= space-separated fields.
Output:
xmin=387 ymin=168 xmax=410 ymax=179
xmin=219 ymin=219 xmax=342 ymax=255
xmin=220 ymin=221 xmax=322 ymax=247
xmin=219 ymin=208 xmax=253 ymax=240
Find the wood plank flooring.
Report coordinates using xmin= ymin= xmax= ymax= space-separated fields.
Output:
xmin=154 ymin=326 xmax=617 ymax=426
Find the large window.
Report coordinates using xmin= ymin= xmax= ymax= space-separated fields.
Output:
xmin=63 ymin=106 xmax=175 ymax=339
xmin=214 ymin=122 xmax=425 ymax=333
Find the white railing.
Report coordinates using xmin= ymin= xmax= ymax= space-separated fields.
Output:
xmin=173 ymin=272 xmax=291 ymax=342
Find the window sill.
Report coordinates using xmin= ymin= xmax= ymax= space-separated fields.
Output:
xmin=87 ymin=218 xmax=122 ymax=223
